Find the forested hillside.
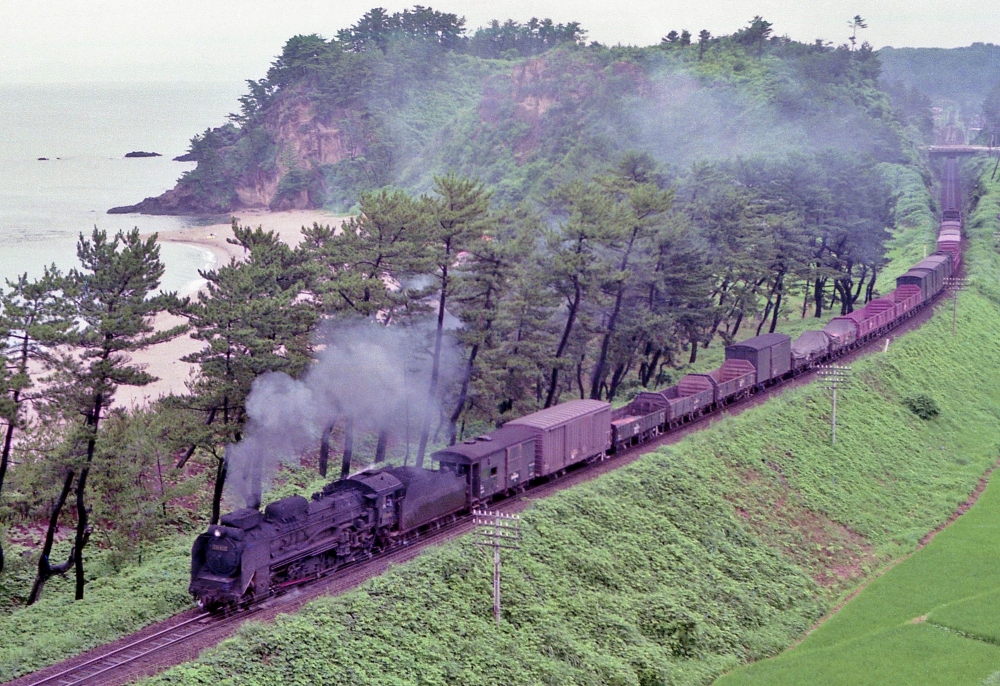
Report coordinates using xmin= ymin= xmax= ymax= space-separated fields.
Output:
xmin=112 ymin=9 xmax=916 ymax=215
xmin=879 ymin=43 xmax=1000 ymax=114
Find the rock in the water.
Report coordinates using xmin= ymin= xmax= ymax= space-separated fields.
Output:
xmin=124 ymin=151 xmax=162 ymax=158
xmin=37 ymin=157 xmax=49 ymax=161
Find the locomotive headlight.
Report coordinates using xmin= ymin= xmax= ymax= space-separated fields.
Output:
xmin=214 ymin=529 xmax=222 ymax=537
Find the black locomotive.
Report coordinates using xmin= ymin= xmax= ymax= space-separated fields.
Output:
xmin=190 ymin=466 xmax=466 ymax=607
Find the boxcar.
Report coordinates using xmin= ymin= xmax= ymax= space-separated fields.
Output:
xmin=507 ymin=399 xmax=611 ymax=476
xmin=909 ymin=254 xmax=952 ymax=296
xmin=432 ymin=425 xmax=538 ymax=502
xmin=896 ymin=267 xmax=936 ymax=302
xmin=725 ymin=333 xmax=791 ymax=384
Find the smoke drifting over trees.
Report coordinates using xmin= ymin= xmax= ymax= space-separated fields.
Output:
xmin=225 ymin=320 xmax=459 ymax=507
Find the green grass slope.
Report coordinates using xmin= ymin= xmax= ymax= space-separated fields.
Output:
xmin=717 ymin=161 xmax=1000 ymax=685
xmin=137 ymin=166 xmax=1000 ymax=685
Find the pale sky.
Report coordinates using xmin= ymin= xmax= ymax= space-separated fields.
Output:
xmin=0 ymin=0 xmax=993 ymax=84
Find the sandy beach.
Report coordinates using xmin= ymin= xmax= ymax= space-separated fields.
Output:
xmin=116 ymin=209 xmax=348 ymax=409
xmin=148 ymin=208 xmax=347 ymax=267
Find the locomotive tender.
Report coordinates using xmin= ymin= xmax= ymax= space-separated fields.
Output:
xmin=190 ymin=158 xmax=965 ymax=608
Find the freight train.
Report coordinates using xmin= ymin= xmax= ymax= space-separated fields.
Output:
xmin=190 ymin=158 xmax=965 ymax=609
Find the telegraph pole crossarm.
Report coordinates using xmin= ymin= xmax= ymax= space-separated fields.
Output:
xmin=817 ymin=365 xmax=852 ymax=445
xmin=944 ymin=277 xmax=969 ymax=337
xmin=472 ymin=510 xmax=521 ymax=626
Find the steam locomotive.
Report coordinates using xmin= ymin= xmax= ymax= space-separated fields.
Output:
xmin=190 ymin=158 xmax=965 ymax=609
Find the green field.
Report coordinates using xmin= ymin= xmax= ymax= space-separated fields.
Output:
xmin=716 ymin=470 xmax=1000 ymax=686
xmin=717 ymin=160 xmax=1000 ymax=685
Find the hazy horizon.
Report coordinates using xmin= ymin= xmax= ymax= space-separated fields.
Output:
xmin=0 ymin=1 xmax=994 ymax=85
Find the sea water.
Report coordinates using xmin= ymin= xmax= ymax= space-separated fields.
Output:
xmin=0 ymin=81 xmax=244 ymax=295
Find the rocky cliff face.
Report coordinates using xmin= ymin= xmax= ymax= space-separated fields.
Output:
xmin=109 ymin=54 xmax=648 ymax=216
xmin=109 ymin=87 xmax=362 ymax=216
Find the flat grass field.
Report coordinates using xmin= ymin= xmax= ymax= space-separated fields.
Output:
xmin=716 ymin=472 xmax=1000 ymax=686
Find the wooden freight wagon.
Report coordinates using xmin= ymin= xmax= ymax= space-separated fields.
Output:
xmin=679 ymin=359 xmax=756 ymax=405
xmin=862 ymin=298 xmax=896 ymax=333
xmin=896 ymin=267 xmax=936 ymax=302
xmin=891 ymin=285 xmax=923 ymax=317
xmin=507 ymin=399 xmax=611 ymax=476
xmin=725 ymin=333 xmax=791 ymax=384
xmin=432 ymin=425 xmax=537 ymax=501
xmin=823 ymin=318 xmax=857 ymax=350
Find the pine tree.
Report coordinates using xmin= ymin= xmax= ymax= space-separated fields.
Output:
xmin=0 ymin=267 xmax=73 ymax=576
xmin=414 ymin=174 xmax=491 ymax=467
xmin=181 ymin=221 xmax=315 ymax=521
xmin=48 ymin=228 xmax=184 ymax=599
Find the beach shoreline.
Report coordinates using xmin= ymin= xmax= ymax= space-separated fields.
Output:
xmin=147 ymin=208 xmax=349 ymax=266
xmin=117 ymin=209 xmax=349 ymax=409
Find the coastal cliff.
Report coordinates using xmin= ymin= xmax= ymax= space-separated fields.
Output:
xmin=109 ymin=15 xmax=911 ymax=215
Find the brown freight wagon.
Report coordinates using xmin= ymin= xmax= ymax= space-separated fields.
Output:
xmin=791 ymin=330 xmax=832 ymax=369
xmin=610 ymin=405 xmax=666 ymax=450
xmin=507 ymin=399 xmax=611 ymax=476
xmin=679 ymin=359 xmax=756 ymax=405
xmin=431 ymin=425 xmax=537 ymax=502
xmin=725 ymin=333 xmax=791 ymax=384
xmin=630 ymin=386 xmax=707 ymax=426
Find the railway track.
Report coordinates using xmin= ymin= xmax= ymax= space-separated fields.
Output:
xmin=2 ymin=270 xmax=957 ymax=686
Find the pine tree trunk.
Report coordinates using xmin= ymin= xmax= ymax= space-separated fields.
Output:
xmin=319 ymin=423 xmax=333 ymax=478
xmin=544 ymin=280 xmax=582 ymax=408
xmin=375 ymin=430 xmax=389 ymax=463
xmin=769 ymin=289 xmax=783 ymax=333
xmin=27 ymin=470 xmax=75 ymax=605
xmin=74 ymin=457 xmax=91 ymax=600
xmin=341 ymin=418 xmax=354 ymax=479
xmin=448 ymin=343 xmax=480 ymax=445
xmin=416 ymin=267 xmax=449 ymax=468
xmin=0 ymin=421 xmax=13 ymax=576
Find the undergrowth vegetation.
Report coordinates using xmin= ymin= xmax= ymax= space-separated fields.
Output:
xmin=129 ymin=166 xmax=1000 ymax=685
xmin=0 ymin=535 xmax=192 ymax=681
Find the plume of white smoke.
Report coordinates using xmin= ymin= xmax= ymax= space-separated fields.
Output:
xmin=225 ymin=318 xmax=460 ymax=508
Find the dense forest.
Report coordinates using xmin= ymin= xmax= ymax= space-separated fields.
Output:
xmin=0 ymin=8 xmax=963 ymax=683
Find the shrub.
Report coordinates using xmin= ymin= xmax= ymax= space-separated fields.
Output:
xmin=903 ymin=394 xmax=940 ymax=420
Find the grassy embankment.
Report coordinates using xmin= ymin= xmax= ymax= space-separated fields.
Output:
xmin=716 ymin=160 xmax=1000 ymax=685
xmin=127 ymin=166 xmax=1000 ymax=684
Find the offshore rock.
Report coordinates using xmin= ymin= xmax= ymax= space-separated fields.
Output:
xmin=124 ymin=151 xmax=162 ymax=158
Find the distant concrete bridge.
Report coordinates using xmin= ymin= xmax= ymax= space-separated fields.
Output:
xmin=923 ymin=145 xmax=996 ymax=157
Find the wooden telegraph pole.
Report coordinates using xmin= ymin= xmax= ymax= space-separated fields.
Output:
xmin=817 ymin=365 xmax=852 ymax=445
xmin=473 ymin=510 xmax=521 ymax=626
xmin=944 ymin=277 xmax=969 ymax=337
